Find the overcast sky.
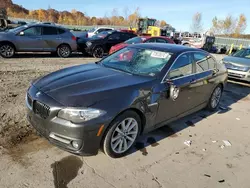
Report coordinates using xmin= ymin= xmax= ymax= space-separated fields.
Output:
xmin=13 ymin=0 xmax=250 ymax=33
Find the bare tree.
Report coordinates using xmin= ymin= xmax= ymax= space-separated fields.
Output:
xmin=234 ymin=14 xmax=247 ymax=36
xmin=190 ymin=12 xmax=203 ymax=33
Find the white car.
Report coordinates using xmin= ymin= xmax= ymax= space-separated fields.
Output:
xmin=87 ymin=27 xmax=114 ymax=38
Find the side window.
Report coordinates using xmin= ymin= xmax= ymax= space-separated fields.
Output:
xmin=96 ymin=29 xmax=105 ymax=34
xmin=145 ymin=38 xmax=156 ymax=43
xmin=121 ymin=33 xmax=131 ymax=40
xmin=58 ymin=28 xmax=66 ymax=34
xmin=168 ymin=53 xmax=193 ymax=79
xmin=156 ymin=38 xmax=168 ymax=43
xmin=108 ymin=33 xmax=121 ymax=40
xmin=194 ymin=53 xmax=209 ymax=73
xmin=23 ymin=27 xmax=41 ymax=36
xmin=104 ymin=29 xmax=112 ymax=31
xmin=42 ymin=27 xmax=58 ymax=35
xmin=207 ymin=56 xmax=217 ymax=69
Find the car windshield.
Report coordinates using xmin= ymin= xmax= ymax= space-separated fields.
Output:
xmin=232 ymin=49 xmax=250 ymax=59
xmin=101 ymin=47 xmax=172 ymax=77
xmin=8 ymin=25 xmax=28 ymax=33
xmin=125 ymin=37 xmax=144 ymax=44
xmin=91 ymin=31 xmax=113 ymax=39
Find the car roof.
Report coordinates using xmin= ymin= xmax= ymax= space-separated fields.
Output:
xmin=130 ymin=43 xmax=205 ymax=54
xmin=26 ymin=23 xmax=67 ymax=29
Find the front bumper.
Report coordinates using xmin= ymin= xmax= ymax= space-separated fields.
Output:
xmin=26 ymin=85 xmax=111 ymax=156
xmin=227 ymin=69 xmax=250 ymax=82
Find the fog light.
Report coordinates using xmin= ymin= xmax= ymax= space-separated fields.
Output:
xmin=72 ymin=141 xmax=80 ymax=149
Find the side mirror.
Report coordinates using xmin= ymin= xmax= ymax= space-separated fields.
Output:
xmin=19 ymin=31 xmax=24 ymax=36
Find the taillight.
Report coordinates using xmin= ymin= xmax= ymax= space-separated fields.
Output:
xmin=72 ymin=36 xmax=77 ymax=41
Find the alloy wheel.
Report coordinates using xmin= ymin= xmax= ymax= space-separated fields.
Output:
xmin=110 ymin=118 xmax=138 ymax=154
xmin=59 ymin=45 xmax=70 ymax=58
xmin=93 ymin=47 xmax=104 ymax=58
xmin=211 ymin=87 xmax=222 ymax=108
xmin=0 ymin=45 xmax=14 ymax=58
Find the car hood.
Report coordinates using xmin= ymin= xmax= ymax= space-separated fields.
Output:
xmin=112 ymin=43 xmax=128 ymax=50
xmin=223 ymin=56 xmax=250 ymax=67
xmin=33 ymin=63 xmax=154 ymax=107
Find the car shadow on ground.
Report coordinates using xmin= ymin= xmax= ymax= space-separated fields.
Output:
xmin=127 ymin=82 xmax=250 ymax=157
xmin=10 ymin=52 xmax=93 ymax=59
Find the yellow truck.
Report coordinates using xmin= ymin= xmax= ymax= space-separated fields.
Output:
xmin=130 ymin=18 xmax=164 ymax=37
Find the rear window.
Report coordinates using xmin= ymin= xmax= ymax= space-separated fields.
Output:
xmin=58 ymin=28 xmax=66 ymax=34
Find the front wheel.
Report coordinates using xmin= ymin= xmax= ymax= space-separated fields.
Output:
xmin=0 ymin=43 xmax=15 ymax=58
xmin=93 ymin=46 xmax=104 ymax=58
xmin=207 ymin=85 xmax=222 ymax=111
xmin=57 ymin=44 xmax=71 ymax=58
xmin=103 ymin=111 xmax=141 ymax=158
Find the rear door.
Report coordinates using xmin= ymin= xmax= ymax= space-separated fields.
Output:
xmin=155 ymin=52 xmax=198 ymax=124
xmin=105 ymin=33 xmax=122 ymax=52
xmin=192 ymin=52 xmax=218 ymax=105
xmin=41 ymin=26 xmax=61 ymax=51
xmin=16 ymin=26 xmax=44 ymax=51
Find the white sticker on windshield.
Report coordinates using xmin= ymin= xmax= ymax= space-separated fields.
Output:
xmin=151 ymin=51 xmax=170 ymax=58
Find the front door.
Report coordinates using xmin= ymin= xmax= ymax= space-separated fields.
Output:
xmin=16 ymin=26 xmax=44 ymax=51
xmin=155 ymin=52 xmax=198 ymax=125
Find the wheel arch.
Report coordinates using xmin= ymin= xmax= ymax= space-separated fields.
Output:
xmin=100 ymin=107 xmax=146 ymax=147
xmin=0 ymin=41 xmax=17 ymax=50
xmin=57 ymin=43 xmax=71 ymax=51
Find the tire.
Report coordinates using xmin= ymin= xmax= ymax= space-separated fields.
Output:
xmin=207 ymin=85 xmax=223 ymax=111
xmin=93 ymin=46 xmax=104 ymax=58
xmin=57 ymin=44 xmax=71 ymax=58
xmin=0 ymin=43 xmax=15 ymax=58
xmin=103 ymin=111 xmax=141 ymax=158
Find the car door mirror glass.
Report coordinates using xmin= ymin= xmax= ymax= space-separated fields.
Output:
xmin=19 ymin=31 xmax=24 ymax=36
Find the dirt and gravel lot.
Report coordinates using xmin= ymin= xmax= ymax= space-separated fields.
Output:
xmin=0 ymin=53 xmax=250 ymax=188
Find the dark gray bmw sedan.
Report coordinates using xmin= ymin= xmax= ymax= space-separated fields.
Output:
xmin=26 ymin=43 xmax=228 ymax=158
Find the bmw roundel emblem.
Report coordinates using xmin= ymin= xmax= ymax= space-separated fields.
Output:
xmin=36 ymin=91 xmax=41 ymax=97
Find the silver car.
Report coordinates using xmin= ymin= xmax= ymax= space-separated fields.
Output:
xmin=0 ymin=24 xmax=77 ymax=58
xmin=221 ymin=48 xmax=250 ymax=82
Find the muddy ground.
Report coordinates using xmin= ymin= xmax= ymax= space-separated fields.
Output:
xmin=0 ymin=54 xmax=98 ymax=148
xmin=1 ymin=53 xmax=250 ymax=188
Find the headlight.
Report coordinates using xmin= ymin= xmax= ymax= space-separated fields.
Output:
xmin=58 ymin=107 xmax=106 ymax=123
xmin=86 ymin=41 xmax=92 ymax=47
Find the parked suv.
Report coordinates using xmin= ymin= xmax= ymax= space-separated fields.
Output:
xmin=77 ymin=30 xmax=137 ymax=58
xmin=0 ymin=24 xmax=77 ymax=58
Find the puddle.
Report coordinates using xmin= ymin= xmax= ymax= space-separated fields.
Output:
xmin=51 ymin=156 xmax=83 ymax=188
xmin=185 ymin=121 xmax=195 ymax=127
xmin=4 ymin=134 xmax=52 ymax=167
xmin=134 ymin=142 xmax=148 ymax=156
xmin=159 ymin=126 xmax=178 ymax=137
xmin=147 ymin=137 xmax=159 ymax=147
